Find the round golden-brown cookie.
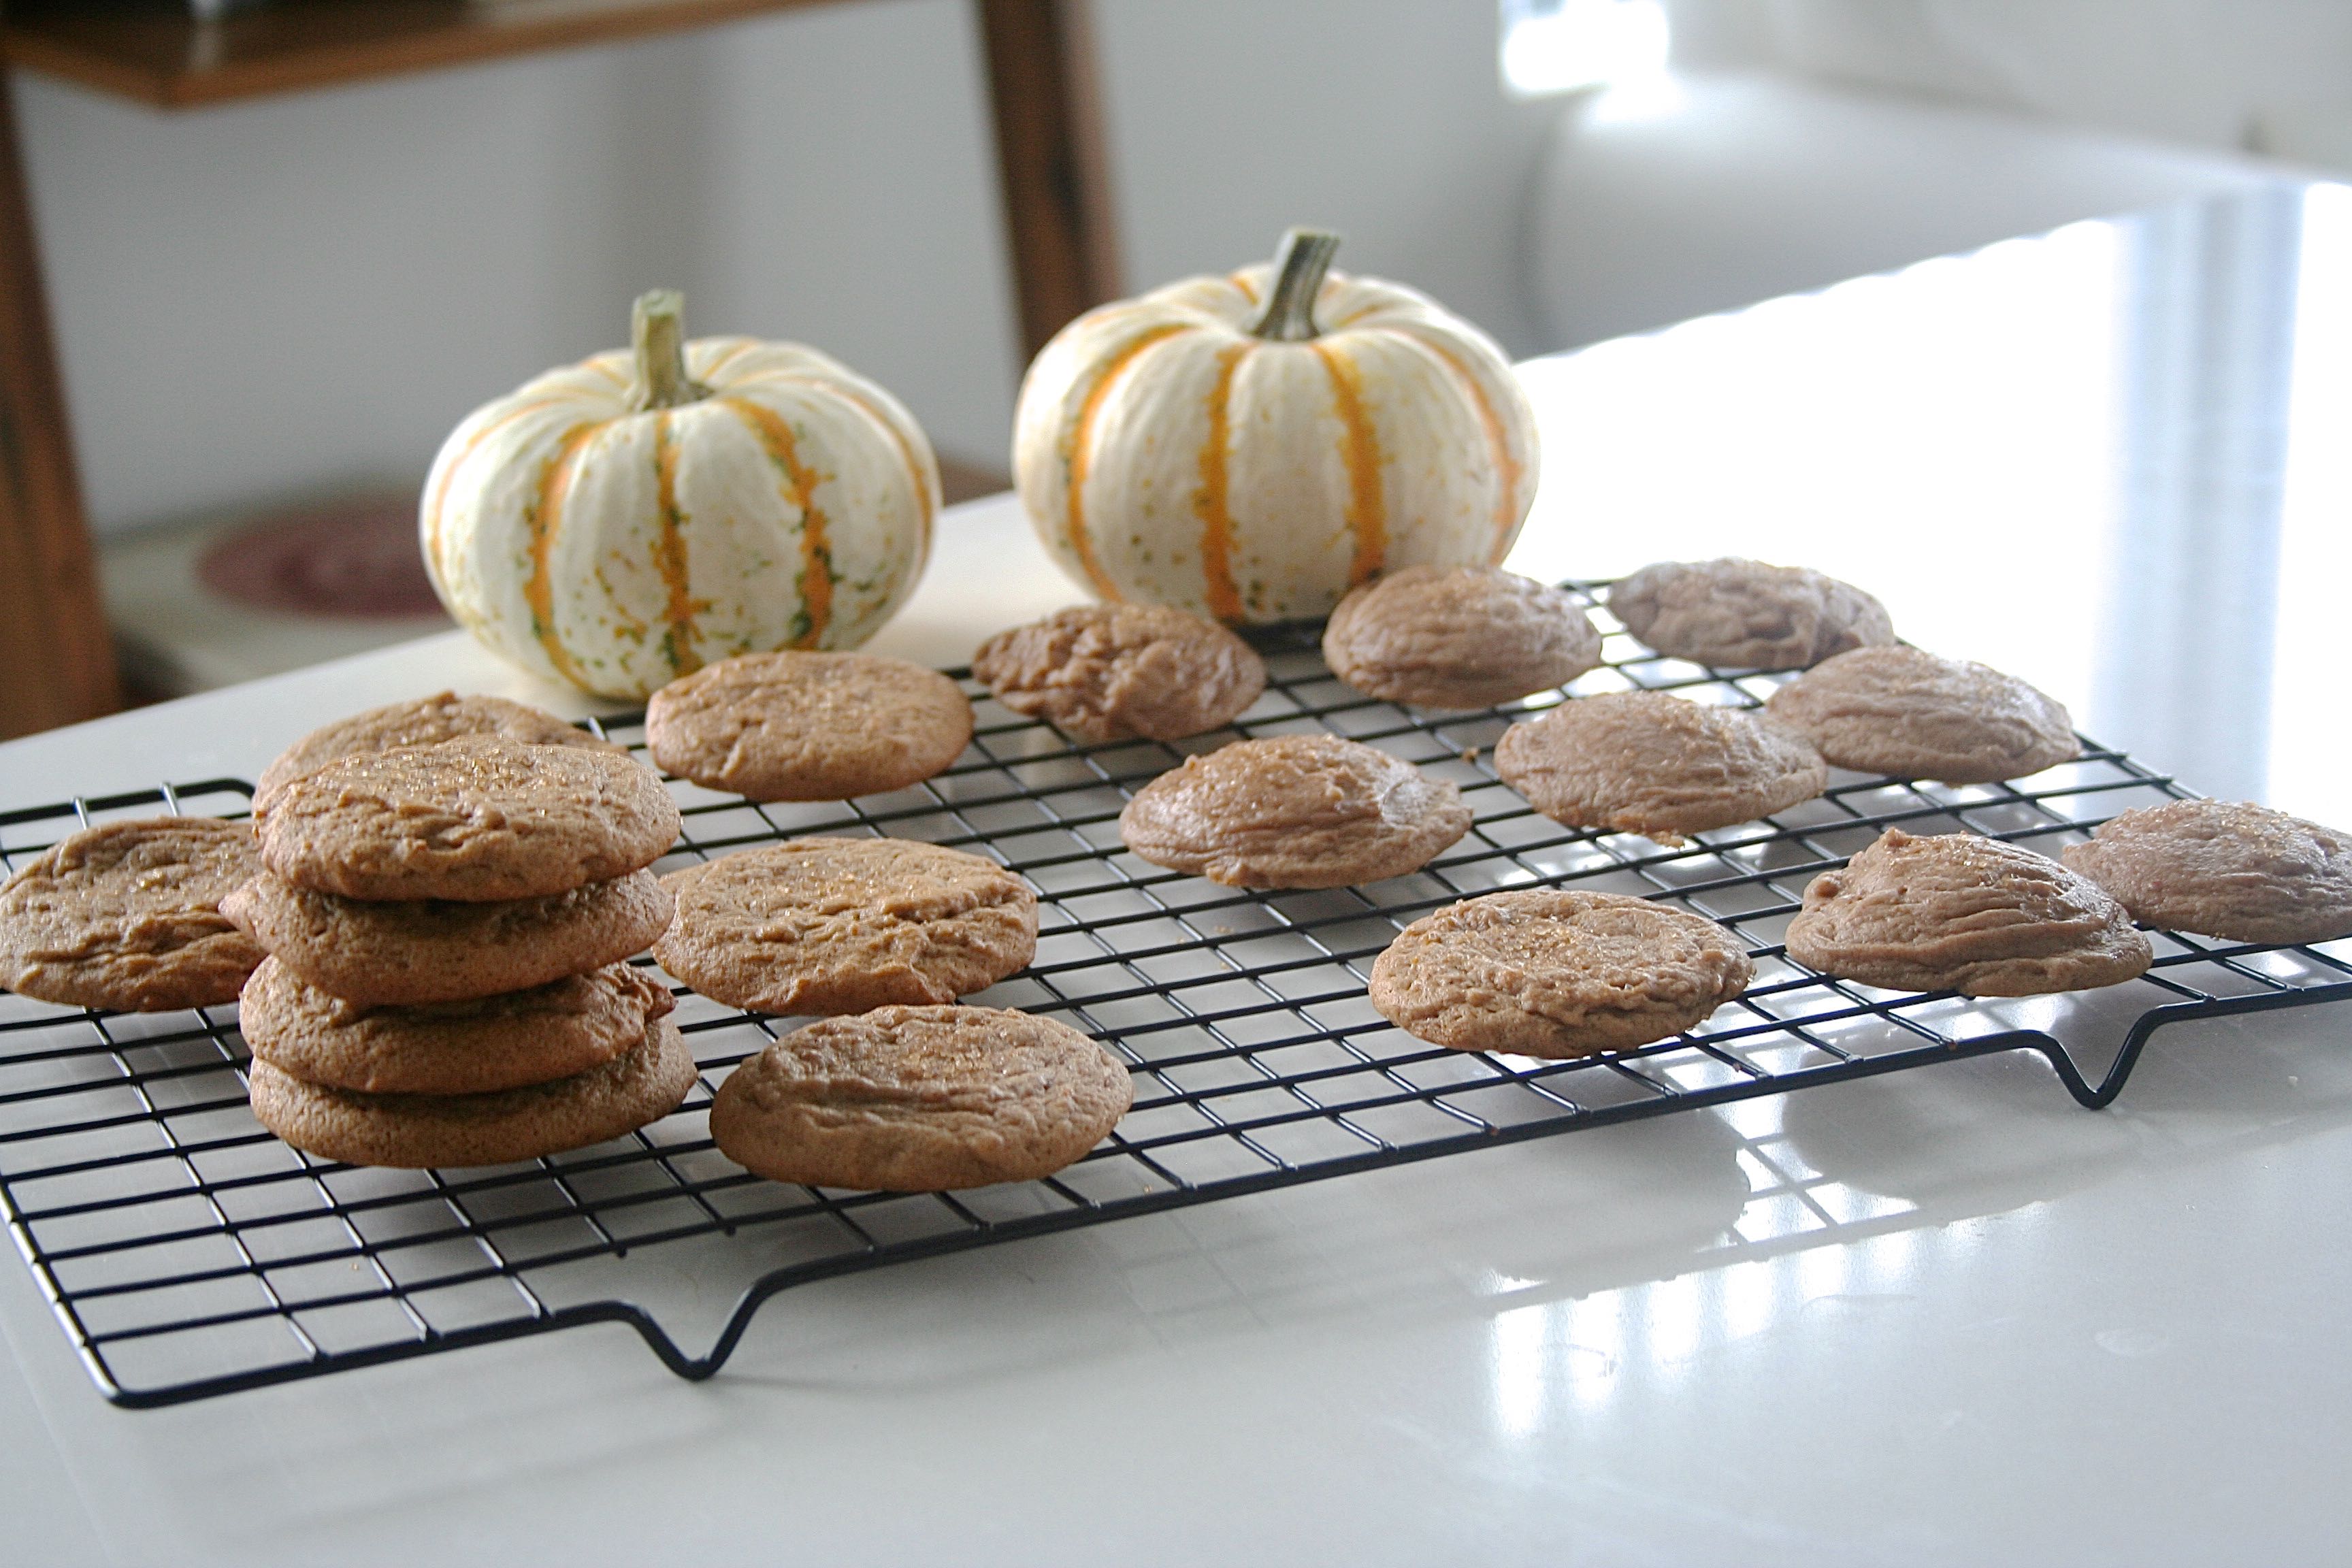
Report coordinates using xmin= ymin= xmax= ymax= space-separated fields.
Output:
xmin=1369 ymin=889 xmax=1752 ymax=1058
xmin=240 ymin=956 xmax=674 ymax=1095
xmin=1765 ymin=644 xmax=2078 ymax=783
xmin=1322 ymin=565 xmax=1602 ymax=708
xmin=254 ymin=692 xmax=617 ymax=811
xmin=257 ymin=734 xmax=680 ymax=902
xmin=1494 ymin=691 xmax=1827 ymax=845
xmin=0 ymin=817 xmax=264 ymax=1011
xmin=247 ymin=1015 xmax=698 ymax=1168
xmin=1786 ymin=828 xmax=2152 ymax=996
xmin=221 ymin=869 xmax=672 ymax=1005
xmin=645 ymin=651 xmax=973 ymax=801
xmin=655 ymin=838 xmax=1037 ymax=1015
xmin=972 ymin=604 xmax=1267 ymax=742
xmin=1117 ymin=734 xmax=1473 ymax=888
xmin=710 ymin=1004 xmax=1132 ymax=1191
xmin=2061 ymin=798 xmax=2352 ymax=945
xmin=1608 ymin=558 xmax=1895 ymax=670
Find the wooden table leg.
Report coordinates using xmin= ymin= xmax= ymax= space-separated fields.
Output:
xmin=976 ymin=0 xmax=1122 ymax=361
xmin=0 ymin=68 xmax=117 ymax=739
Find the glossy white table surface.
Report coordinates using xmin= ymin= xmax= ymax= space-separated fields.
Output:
xmin=4 ymin=187 xmax=2350 ymax=1565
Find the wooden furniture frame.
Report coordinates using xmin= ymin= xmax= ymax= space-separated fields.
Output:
xmin=0 ymin=0 xmax=1118 ymax=738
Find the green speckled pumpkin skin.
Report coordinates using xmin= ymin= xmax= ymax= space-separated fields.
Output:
xmin=1011 ymin=263 xmax=1537 ymax=625
xmin=424 ymin=337 xmax=940 ymax=700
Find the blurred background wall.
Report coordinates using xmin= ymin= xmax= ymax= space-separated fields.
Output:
xmin=12 ymin=0 xmax=1559 ymax=538
xmin=10 ymin=0 xmax=2351 ymax=540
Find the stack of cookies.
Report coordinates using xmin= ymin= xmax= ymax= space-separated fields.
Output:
xmin=225 ymin=710 xmax=696 ymax=1168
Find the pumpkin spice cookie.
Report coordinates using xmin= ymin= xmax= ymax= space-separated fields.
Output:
xmin=710 ymin=1004 xmax=1132 ymax=1190
xmin=247 ymin=1015 xmax=698 ymax=1169
xmin=0 ymin=817 xmax=264 ymax=1011
xmin=1322 ymin=565 xmax=1602 ymax=708
xmin=2061 ymin=798 xmax=2352 ymax=946
xmin=1370 ymin=889 xmax=1752 ymax=1058
xmin=1117 ymin=734 xmax=1473 ymax=888
xmin=240 ymin=957 xmax=674 ymax=1096
xmin=1786 ymin=828 xmax=2152 ymax=996
xmin=1494 ymin=691 xmax=1826 ymax=845
xmin=254 ymin=692 xmax=618 ymax=811
xmin=222 ymin=869 xmax=672 ymax=1006
xmin=1608 ymin=558 xmax=1895 ymax=670
xmin=646 ymin=651 xmax=973 ymax=801
xmin=257 ymin=734 xmax=680 ymax=902
xmin=972 ymin=603 xmax=1267 ymax=743
xmin=655 ymin=838 xmax=1037 ymax=1015
xmin=1765 ymin=644 xmax=2078 ymax=783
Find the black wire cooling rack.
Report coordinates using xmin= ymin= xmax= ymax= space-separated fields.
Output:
xmin=3 ymin=583 xmax=2349 ymax=1407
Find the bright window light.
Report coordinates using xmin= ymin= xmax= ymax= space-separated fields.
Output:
xmin=1499 ymin=0 xmax=1671 ymax=98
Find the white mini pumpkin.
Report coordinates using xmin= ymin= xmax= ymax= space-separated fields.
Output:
xmin=1012 ymin=230 xmax=1538 ymax=623
xmin=423 ymin=291 xmax=941 ymax=699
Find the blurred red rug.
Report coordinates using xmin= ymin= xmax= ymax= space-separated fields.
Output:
xmin=197 ymin=493 xmax=442 ymax=619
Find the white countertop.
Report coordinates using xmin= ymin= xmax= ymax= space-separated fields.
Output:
xmin=6 ymin=189 xmax=2352 ymax=1565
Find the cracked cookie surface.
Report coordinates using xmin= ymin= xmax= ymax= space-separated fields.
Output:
xmin=646 ymin=651 xmax=972 ymax=801
xmin=710 ymin=1004 xmax=1131 ymax=1190
xmin=1765 ymin=645 xmax=2077 ymax=783
xmin=1608 ymin=558 xmax=1893 ymax=670
xmin=256 ymin=735 xmax=679 ymax=902
xmin=1323 ymin=566 xmax=1601 ymax=708
xmin=2061 ymin=798 xmax=2352 ymax=945
xmin=1118 ymin=735 xmax=1472 ymax=887
xmin=655 ymin=838 xmax=1036 ymax=1015
xmin=255 ymin=692 xmax=617 ymax=811
xmin=1369 ymin=889 xmax=1752 ymax=1058
xmin=1495 ymin=691 xmax=1826 ymax=845
xmin=0 ymin=816 xmax=263 ymax=1011
xmin=1786 ymin=828 xmax=2151 ymax=996
xmin=973 ymin=604 xmax=1265 ymax=742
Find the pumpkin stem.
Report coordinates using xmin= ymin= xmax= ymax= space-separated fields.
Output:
xmin=1250 ymin=228 xmax=1341 ymax=342
xmin=630 ymin=289 xmax=711 ymax=410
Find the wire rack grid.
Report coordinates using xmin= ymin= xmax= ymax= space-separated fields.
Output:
xmin=1 ymin=582 xmax=2347 ymax=1407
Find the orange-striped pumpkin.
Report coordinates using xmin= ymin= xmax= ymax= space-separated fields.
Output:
xmin=423 ymin=291 xmax=940 ymax=700
xmin=1012 ymin=230 xmax=1538 ymax=624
